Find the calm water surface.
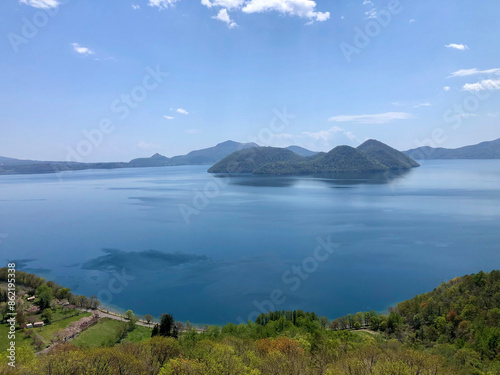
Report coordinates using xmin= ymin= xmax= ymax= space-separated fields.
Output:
xmin=1 ymin=160 xmax=499 ymax=324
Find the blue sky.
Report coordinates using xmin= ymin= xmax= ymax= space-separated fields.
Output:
xmin=1 ymin=0 xmax=499 ymax=162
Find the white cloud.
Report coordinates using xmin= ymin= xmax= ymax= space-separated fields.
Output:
xmin=186 ymin=129 xmax=201 ymax=134
xmin=202 ymin=0 xmax=330 ymax=23
xmin=328 ymin=112 xmax=414 ymax=124
xmin=71 ymin=43 xmax=94 ymax=56
xmin=137 ymin=141 xmax=160 ymax=150
xmin=413 ymin=102 xmax=431 ymax=108
xmin=445 ymin=43 xmax=469 ymax=51
xmin=163 ymin=115 xmax=174 ymax=120
xmin=242 ymin=0 xmax=330 ymax=22
xmin=365 ymin=8 xmax=377 ymax=19
xmin=463 ymin=79 xmax=500 ymax=92
xmin=148 ymin=0 xmax=179 ymax=9
xmin=202 ymin=0 xmax=245 ymax=9
xmin=449 ymin=68 xmax=500 ymax=78
xmin=303 ymin=126 xmax=359 ymax=143
xmin=176 ymin=108 xmax=189 ymax=115
xmin=213 ymin=9 xmax=238 ymax=28
xmin=409 ymin=19 xmax=415 ymax=23
xmin=443 ymin=86 xmax=451 ymax=92
xmin=132 ymin=4 xmax=141 ymax=10
xmin=272 ymin=133 xmax=294 ymax=139
xmin=362 ymin=0 xmax=374 ymax=5
xmin=19 ymin=0 xmax=59 ymax=9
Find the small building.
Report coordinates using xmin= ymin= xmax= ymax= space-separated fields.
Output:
xmin=26 ymin=323 xmax=33 ymax=329
xmin=34 ymin=322 xmax=44 ymax=328
xmin=27 ymin=296 xmax=35 ymax=301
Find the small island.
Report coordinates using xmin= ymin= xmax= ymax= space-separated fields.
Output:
xmin=208 ymin=139 xmax=420 ymax=175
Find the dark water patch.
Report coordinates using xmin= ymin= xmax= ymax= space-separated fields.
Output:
xmin=82 ymin=248 xmax=210 ymax=273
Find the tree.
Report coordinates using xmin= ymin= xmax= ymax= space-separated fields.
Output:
xmin=42 ymin=308 xmax=53 ymax=324
xmin=152 ymin=324 xmax=160 ymax=337
xmin=319 ymin=316 xmax=330 ymax=329
xmin=37 ymin=284 xmax=53 ymax=310
xmin=125 ymin=310 xmax=135 ymax=320
xmin=89 ymin=295 xmax=100 ymax=310
xmin=144 ymin=314 xmax=154 ymax=325
xmin=159 ymin=313 xmax=175 ymax=337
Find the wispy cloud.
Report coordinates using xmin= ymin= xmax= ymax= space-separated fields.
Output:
xmin=463 ymin=79 xmax=500 ymax=92
xmin=328 ymin=112 xmax=414 ymax=124
xmin=19 ymin=0 xmax=59 ymax=9
xmin=202 ymin=0 xmax=245 ymax=9
xmin=71 ymin=43 xmax=94 ymax=56
xmin=303 ymin=126 xmax=359 ymax=142
xmin=176 ymin=108 xmax=189 ymax=115
xmin=362 ymin=0 xmax=374 ymax=5
xmin=212 ymin=9 xmax=237 ymax=28
xmin=449 ymin=68 xmax=500 ymax=78
xmin=186 ymin=129 xmax=201 ymax=134
xmin=413 ymin=102 xmax=431 ymax=108
xmin=131 ymin=4 xmax=141 ymax=10
xmin=443 ymin=86 xmax=451 ymax=92
xmin=148 ymin=0 xmax=179 ymax=9
xmin=137 ymin=141 xmax=160 ymax=150
xmin=365 ymin=8 xmax=377 ymax=19
xmin=445 ymin=43 xmax=469 ymax=51
xmin=163 ymin=115 xmax=174 ymax=120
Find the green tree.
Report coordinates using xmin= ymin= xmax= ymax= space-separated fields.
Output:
xmin=36 ymin=284 xmax=53 ymax=310
xmin=160 ymin=313 xmax=175 ymax=337
xmin=144 ymin=314 xmax=154 ymax=325
xmin=41 ymin=308 xmax=53 ymax=324
xmin=125 ymin=309 xmax=135 ymax=320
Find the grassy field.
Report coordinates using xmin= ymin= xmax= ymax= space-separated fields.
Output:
xmin=36 ymin=311 xmax=92 ymax=343
xmin=0 ymin=324 xmax=33 ymax=352
xmin=122 ymin=325 xmax=152 ymax=344
xmin=72 ymin=318 xmax=127 ymax=348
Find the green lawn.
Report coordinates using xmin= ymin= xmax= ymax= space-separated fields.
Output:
xmin=122 ymin=325 xmax=152 ymax=344
xmin=72 ymin=318 xmax=127 ymax=348
xmin=0 ymin=324 xmax=33 ymax=352
xmin=36 ymin=311 xmax=92 ymax=343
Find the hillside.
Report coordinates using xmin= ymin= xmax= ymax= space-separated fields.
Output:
xmin=209 ymin=140 xmax=419 ymax=175
xmin=404 ymin=138 xmax=500 ymax=159
xmin=285 ymin=145 xmax=319 ymax=157
xmin=2 ymin=269 xmax=499 ymax=374
xmin=208 ymin=147 xmax=302 ymax=173
xmin=357 ymin=139 xmax=420 ymax=169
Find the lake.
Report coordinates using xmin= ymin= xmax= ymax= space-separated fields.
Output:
xmin=1 ymin=160 xmax=499 ymax=325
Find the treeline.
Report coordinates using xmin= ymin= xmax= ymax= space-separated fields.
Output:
xmin=1 ymin=270 xmax=499 ymax=374
xmin=331 ymin=270 xmax=500 ymax=371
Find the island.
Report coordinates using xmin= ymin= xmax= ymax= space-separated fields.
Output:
xmin=208 ymin=139 xmax=420 ymax=175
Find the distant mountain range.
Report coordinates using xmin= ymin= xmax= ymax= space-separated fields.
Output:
xmin=0 ymin=140 xmax=315 ymax=175
xmin=403 ymin=138 xmax=500 ymax=159
xmin=208 ymin=140 xmax=420 ymax=175
xmin=2 ymin=137 xmax=498 ymax=175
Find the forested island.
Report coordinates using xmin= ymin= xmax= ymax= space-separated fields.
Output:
xmin=1 ymin=268 xmax=499 ymax=374
xmin=208 ymin=139 xmax=420 ymax=175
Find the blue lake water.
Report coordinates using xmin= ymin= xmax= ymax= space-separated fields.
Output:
xmin=1 ymin=160 xmax=499 ymax=325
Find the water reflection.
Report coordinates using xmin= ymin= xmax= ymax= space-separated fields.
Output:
xmin=213 ymin=169 xmax=413 ymax=188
